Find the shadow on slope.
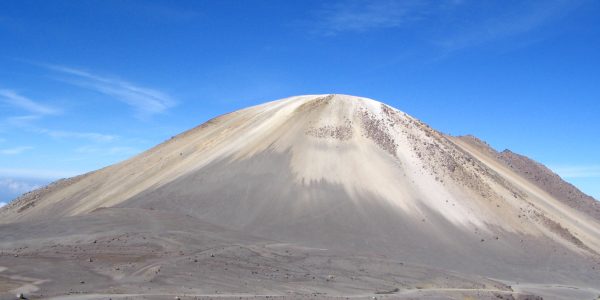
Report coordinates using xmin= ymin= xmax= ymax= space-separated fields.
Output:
xmin=119 ymin=149 xmax=600 ymax=287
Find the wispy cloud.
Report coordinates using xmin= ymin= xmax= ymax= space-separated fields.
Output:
xmin=435 ymin=1 xmax=582 ymax=52
xmin=5 ymin=114 xmax=117 ymax=143
xmin=5 ymin=115 xmax=41 ymax=125
xmin=0 ymin=146 xmax=33 ymax=155
xmin=0 ymin=168 xmax=81 ymax=180
xmin=0 ymin=178 xmax=40 ymax=195
xmin=313 ymin=0 xmax=428 ymax=35
xmin=0 ymin=89 xmax=60 ymax=115
xmin=36 ymin=128 xmax=116 ymax=142
xmin=44 ymin=64 xmax=176 ymax=117
xmin=550 ymin=165 xmax=600 ymax=179
xmin=311 ymin=0 xmax=582 ymax=55
xmin=75 ymin=145 xmax=138 ymax=156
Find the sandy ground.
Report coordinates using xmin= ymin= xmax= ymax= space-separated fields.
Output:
xmin=3 ymin=208 xmax=591 ymax=300
xmin=1 ymin=95 xmax=599 ymax=299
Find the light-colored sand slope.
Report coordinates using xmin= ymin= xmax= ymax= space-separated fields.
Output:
xmin=1 ymin=94 xmax=599 ymax=299
xmin=456 ymin=134 xmax=600 ymax=220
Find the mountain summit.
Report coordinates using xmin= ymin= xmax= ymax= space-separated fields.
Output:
xmin=2 ymin=94 xmax=599 ymax=299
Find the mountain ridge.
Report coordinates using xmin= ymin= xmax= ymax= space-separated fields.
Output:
xmin=1 ymin=94 xmax=599 ymax=299
xmin=456 ymin=134 xmax=599 ymax=220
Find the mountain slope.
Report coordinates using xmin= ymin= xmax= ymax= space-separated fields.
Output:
xmin=1 ymin=94 xmax=599 ymax=299
xmin=456 ymin=134 xmax=600 ymax=220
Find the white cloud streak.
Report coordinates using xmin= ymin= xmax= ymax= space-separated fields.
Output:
xmin=75 ymin=145 xmax=138 ymax=156
xmin=550 ymin=165 xmax=600 ymax=179
xmin=5 ymin=114 xmax=41 ymax=125
xmin=0 ymin=89 xmax=59 ymax=115
xmin=0 ymin=146 xmax=33 ymax=155
xmin=0 ymin=168 xmax=81 ymax=180
xmin=5 ymin=114 xmax=117 ymax=143
xmin=435 ymin=1 xmax=581 ymax=51
xmin=45 ymin=65 xmax=175 ymax=117
xmin=312 ymin=0 xmax=581 ymax=54
xmin=0 ymin=178 xmax=41 ymax=195
xmin=314 ymin=0 xmax=427 ymax=35
xmin=36 ymin=128 xmax=116 ymax=142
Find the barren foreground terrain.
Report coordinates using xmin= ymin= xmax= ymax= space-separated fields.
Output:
xmin=1 ymin=95 xmax=599 ymax=299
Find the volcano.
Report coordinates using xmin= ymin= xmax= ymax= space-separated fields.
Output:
xmin=1 ymin=94 xmax=599 ymax=299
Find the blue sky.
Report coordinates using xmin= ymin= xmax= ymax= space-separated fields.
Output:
xmin=0 ymin=0 xmax=599 ymax=204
